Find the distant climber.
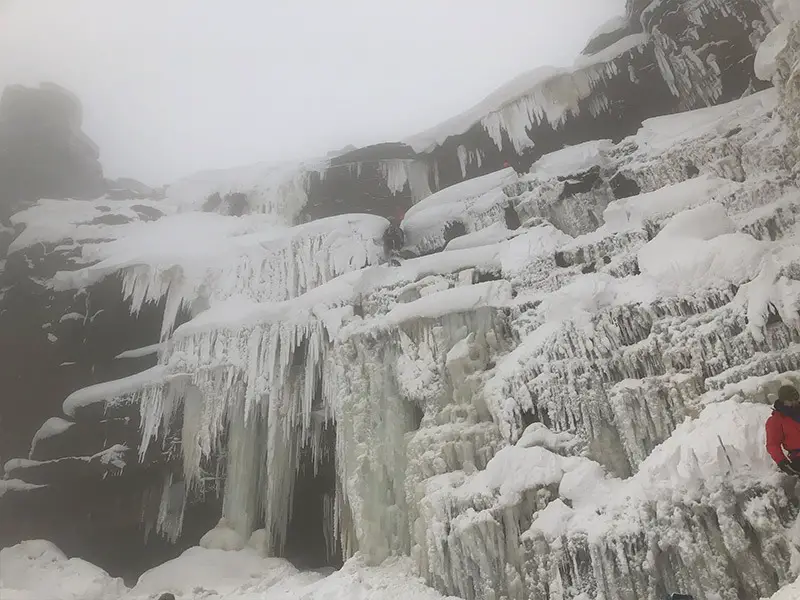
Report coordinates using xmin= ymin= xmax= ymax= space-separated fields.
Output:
xmin=766 ymin=385 xmax=800 ymax=476
xmin=383 ymin=207 xmax=406 ymax=264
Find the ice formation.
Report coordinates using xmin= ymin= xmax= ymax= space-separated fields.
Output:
xmin=378 ymin=159 xmax=434 ymax=203
xmin=405 ymin=34 xmax=650 ymax=155
xmin=12 ymin=9 xmax=800 ymax=600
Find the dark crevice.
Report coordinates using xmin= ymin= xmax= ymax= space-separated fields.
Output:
xmin=443 ymin=220 xmax=467 ymax=245
xmin=610 ymin=172 xmax=641 ymax=200
xmin=474 ymin=269 xmax=503 ymax=283
xmin=407 ymin=400 xmax=425 ymax=431
xmin=283 ymin=424 xmax=342 ymax=570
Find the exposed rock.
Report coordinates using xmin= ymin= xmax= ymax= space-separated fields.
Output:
xmin=0 ymin=83 xmax=105 ymax=216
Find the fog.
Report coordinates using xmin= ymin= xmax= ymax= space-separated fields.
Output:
xmin=0 ymin=0 xmax=624 ymax=185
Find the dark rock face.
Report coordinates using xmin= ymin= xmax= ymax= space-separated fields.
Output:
xmin=638 ymin=0 xmax=775 ymax=110
xmin=301 ymin=160 xmax=417 ymax=223
xmin=0 ymin=243 xmax=217 ymax=581
xmin=0 ymin=82 xmax=214 ymax=582
xmin=0 ymin=83 xmax=106 ymax=216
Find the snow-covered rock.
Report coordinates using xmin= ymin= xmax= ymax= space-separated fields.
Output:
xmin=0 ymin=540 xmax=126 ymax=600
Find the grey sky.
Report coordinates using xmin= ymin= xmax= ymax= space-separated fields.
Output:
xmin=1 ymin=0 xmax=624 ymax=185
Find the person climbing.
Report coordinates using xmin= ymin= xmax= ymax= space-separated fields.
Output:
xmin=766 ymin=384 xmax=800 ymax=476
xmin=382 ymin=206 xmax=406 ymax=265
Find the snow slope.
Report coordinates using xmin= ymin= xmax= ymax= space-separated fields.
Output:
xmin=0 ymin=541 xmax=460 ymax=600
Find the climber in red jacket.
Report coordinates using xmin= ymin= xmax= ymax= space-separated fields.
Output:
xmin=766 ymin=385 xmax=800 ymax=476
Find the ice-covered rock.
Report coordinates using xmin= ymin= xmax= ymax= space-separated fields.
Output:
xmin=4 ymin=1 xmax=800 ymax=596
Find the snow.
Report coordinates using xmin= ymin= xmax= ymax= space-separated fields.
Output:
xmin=199 ymin=518 xmax=247 ymax=551
xmin=59 ymin=312 xmax=85 ymax=323
xmin=0 ymin=540 xmax=126 ymax=600
xmin=8 ymin=198 xmax=170 ymax=254
xmin=735 ymin=253 xmax=800 ymax=341
xmin=604 ymin=174 xmax=742 ymax=233
xmin=115 ymin=343 xmax=162 ymax=359
xmin=62 ymin=365 xmax=168 ymax=418
xmin=764 ymin=575 xmax=800 ymax=600
xmin=129 ymin=547 xmax=298 ymax=599
xmin=526 ymin=139 xmax=613 ymax=180
xmin=342 ymin=280 xmax=513 ymax=337
xmin=444 ymin=222 xmax=518 ymax=251
xmin=401 ymin=168 xmax=518 ymax=254
xmin=5 ymin=446 xmax=128 ymax=477
xmin=517 ymin=399 xmax=775 ymax=547
xmin=454 ymin=445 xmax=577 ymax=507
xmin=574 ymin=33 xmax=650 ymax=68
xmin=523 ymin=498 xmax=575 ymax=541
xmin=0 ymin=479 xmax=46 ymax=498
xmin=755 ymin=21 xmax=793 ymax=81
xmin=583 ymin=400 xmax=776 ymax=520
xmin=1 ymin=541 xmax=459 ymax=600
xmin=629 ymin=89 xmax=779 ymax=155
xmin=52 ymin=212 xmax=387 ymax=339
xmin=772 ymin=0 xmax=800 ymax=21
xmin=637 ymin=203 xmax=773 ymax=296
xmin=501 ymin=225 xmax=574 ymax=275
xmin=517 ymin=423 xmax=581 ymax=453
xmin=404 ymin=168 xmax=518 ymax=221
xmin=29 ymin=417 xmax=74 ymax=455
xmin=171 ymin=224 xmax=569 ymax=341
xmin=164 ymin=159 xmax=322 ymax=221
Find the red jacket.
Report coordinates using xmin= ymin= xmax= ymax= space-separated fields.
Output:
xmin=766 ymin=409 xmax=800 ymax=463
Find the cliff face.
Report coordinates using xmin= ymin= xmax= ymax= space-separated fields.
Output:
xmin=0 ymin=83 xmax=106 ymax=218
xmin=2 ymin=0 xmax=799 ymax=596
xmin=297 ymin=0 xmax=778 ymax=223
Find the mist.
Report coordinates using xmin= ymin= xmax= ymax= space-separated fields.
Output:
xmin=0 ymin=0 xmax=625 ymax=185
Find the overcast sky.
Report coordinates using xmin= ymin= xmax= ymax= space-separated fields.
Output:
xmin=1 ymin=0 xmax=624 ymax=185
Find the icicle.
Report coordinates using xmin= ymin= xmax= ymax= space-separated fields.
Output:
xmin=380 ymin=160 xmax=410 ymax=195
xmin=457 ymin=146 xmax=470 ymax=178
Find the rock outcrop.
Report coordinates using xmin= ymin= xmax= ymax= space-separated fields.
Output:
xmin=0 ymin=83 xmax=105 ymax=217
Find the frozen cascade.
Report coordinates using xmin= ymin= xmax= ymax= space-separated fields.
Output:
xmin=53 ymin=213 xmax=388 ymax=338
xmin=481 ymin=37 xmax=650 ymax=155
xmin=379 ymin=160 xmax=433 ymax=204
xmin=405 ymin=34 xmax=650 ymax=155
xmin=26 ymin=20 xmax=800 ymax=600
xmin=136 ymin=313 xmax=333 ymax=551
xmin=457 ymin=146 xmax=485 ymax=179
